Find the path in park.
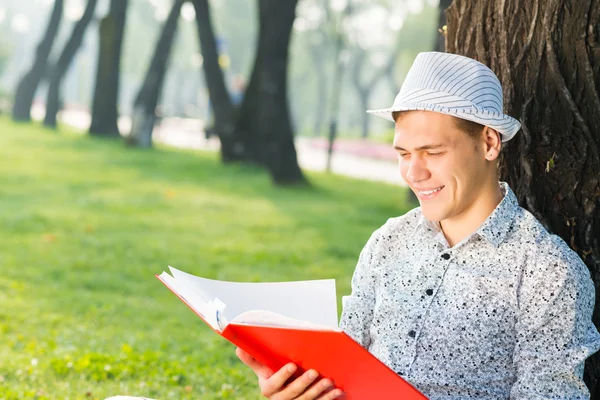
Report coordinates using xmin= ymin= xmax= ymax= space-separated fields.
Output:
xmin=32 ymin=105 xmax=406 ymax=186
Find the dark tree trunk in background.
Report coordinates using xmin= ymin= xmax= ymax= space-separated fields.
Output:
xmin=12 ymin=0 xmax=64 ymax=122
xmin=447 ymin=0 xmax=600 ymax=395
xmin=127 ymin=0 xmax=184 ymax=148
xmin=44 ymin=0 xmax=97 ymax=128
xmin=434 ymin=0 xmax=453 ymax=52
xmin=232 ymin=0 xmax=305 ymax=184
xmin=89 ymin=0 xmax=129 ymax=137
xmin=192 ymin=0 xmax=304 ymax=184
xmin=190 ymin=0 xmax=236 ymax=158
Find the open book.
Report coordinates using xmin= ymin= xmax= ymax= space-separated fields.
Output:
xmin=157 ymin=266 xmax=426 ymax=400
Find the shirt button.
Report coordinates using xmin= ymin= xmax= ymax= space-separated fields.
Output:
xmin=408 ymin=330 xmax=416 ymax=338
xmin=441 ymin=253 xmax=450 ymax=260
xmin=426 ymin=289 xmax=434 ymax=296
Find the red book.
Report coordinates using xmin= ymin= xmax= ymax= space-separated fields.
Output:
xmin=157 ymin=266 xmax=427 ymax=400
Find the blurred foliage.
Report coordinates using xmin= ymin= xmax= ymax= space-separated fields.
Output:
xmin=0 ymin=116 xmax=409 ymax=398
xmin=0 ymin=40 xmax=11 ymax=78
xmin=290 ymin=0 xmax=439 ymax=137
xmin=0 ymin=0 xmax=439 ymax=134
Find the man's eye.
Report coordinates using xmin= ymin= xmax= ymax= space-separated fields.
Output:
xmin=399 ymin=153 xmax=410 ymax=159
xmin=428 ymin=152 xmax=444 ymax=157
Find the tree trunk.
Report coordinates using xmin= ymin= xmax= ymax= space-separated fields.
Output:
xmin=11 ymin=0 xmax=64 ymax=122
xmin=307 ymin=35 xmax=328 ymax=137
xmin=349 ymin=51 xmax=371 ymax=139
xmin=446 ymin=0 xmax=600 ymax=396
xmin=234 ymin=0 xmax=305 ymax=184
xmin=191 ymin=0 xmax=304 ymax=184
xmin=44 ymin=0 xmax=97 ymax=128
xmin=359 ymin=91 xmax=370 ymax=139
xmin=89 ymin=0 xmax=129 ymax=137
xmin=127 ymin=0 xmax=184 ymax=148
xmin=325 ymin=29 xmax=346 ymax=173
xmin=190 ymin=0 xmax=236 ymax=159
xmin=434 ymin=0 xmax=453 ymax=52
xmin=385 ymin=65 xmax=399 ymax=98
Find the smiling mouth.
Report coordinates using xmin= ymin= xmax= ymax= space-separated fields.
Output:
xmin=418 ymin=186 xmax=444 ymax=196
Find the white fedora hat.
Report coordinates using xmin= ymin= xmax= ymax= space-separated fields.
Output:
xmin=367 ymin=52 xmax=521 ymax=142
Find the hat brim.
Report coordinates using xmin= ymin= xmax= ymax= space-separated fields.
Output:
xmin=367 ymin=104 xmax=521 ymax=143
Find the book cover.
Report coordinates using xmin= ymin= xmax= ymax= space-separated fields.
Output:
xmin=157 ymin=266 xmax=427 ymax=399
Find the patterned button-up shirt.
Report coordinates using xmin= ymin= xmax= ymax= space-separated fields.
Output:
xmin=340 ymin=182 xmax=600 ymax=399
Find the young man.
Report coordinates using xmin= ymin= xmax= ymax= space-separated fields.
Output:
xmin=237 ymin=52 xmax=600 ymax=399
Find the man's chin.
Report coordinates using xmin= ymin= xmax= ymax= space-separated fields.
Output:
xmin=420 ymin=207 xmax=446 ymax=223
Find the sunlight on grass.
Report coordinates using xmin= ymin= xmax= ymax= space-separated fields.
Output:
xmin=0 ymin=117 xmax=410 ymax=399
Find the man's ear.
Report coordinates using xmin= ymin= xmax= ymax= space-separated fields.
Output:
xmin=483 ymin=127 xmax=502 ymax=161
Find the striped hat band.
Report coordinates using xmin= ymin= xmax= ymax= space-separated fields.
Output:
xmin=367 ymin=52 xmax=521 ymax=142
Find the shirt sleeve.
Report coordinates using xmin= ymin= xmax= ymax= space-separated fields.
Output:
xmin=510 ymin=236 xmax=600 ymax=399
xmin=339 ymin=227 xmax=383 ymax=349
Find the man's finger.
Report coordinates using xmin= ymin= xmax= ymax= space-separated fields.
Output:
xmin=273 ymin=369 xmax=319 ymax=399
xmin=235 ymin=347 xmax=275 ymax=379
xmin=316 ymin=387 xmax=344 ymax=400
xmin=260 ymin=363 xmax=300 ymax=398
xmin=298 ymin=378 xmax=335 ymax=400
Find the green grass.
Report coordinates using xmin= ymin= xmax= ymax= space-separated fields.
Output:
xmin=0 ymin=117 xmax=410 ymax=399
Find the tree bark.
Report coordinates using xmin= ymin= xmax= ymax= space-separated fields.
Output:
xmin=11 ymin=0 xmax=64 ymax=122
xmin=446 ymin=0 xmax=600 ymax=395
xmin=234 ymin=0 xmax=305 ymax=184
xmin=127 ymin=0 xmax=184 ymax=148
xmin=44 ymin=0 xmax=97 ymax=128
xmin=89 ymin=0 xmax=129 ymax=137
xmin=190 ymin=0 xmax=236 ymax=159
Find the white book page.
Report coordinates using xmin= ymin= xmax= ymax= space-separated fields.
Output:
xmin=232 ymin=310 xmax=342 ymax=331
xmin=158 ymin=272 xmax=221 ymax=330
xmin=169 ymin=266 xmax=338 ymax=329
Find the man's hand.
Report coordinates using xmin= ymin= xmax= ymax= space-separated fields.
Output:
xmin=236 ymin=348 xmax=343 ymax=399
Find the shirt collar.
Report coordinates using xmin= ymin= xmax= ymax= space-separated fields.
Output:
xmin=415 ymin=182 xmax=519 ymax=248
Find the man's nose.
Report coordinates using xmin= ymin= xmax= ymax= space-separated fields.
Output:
xmin=406 ymin=156 xmax=430 ymax=183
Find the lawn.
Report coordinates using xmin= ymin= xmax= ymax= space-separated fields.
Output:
xmin=0 ymin=117 xmax=410 ymax=399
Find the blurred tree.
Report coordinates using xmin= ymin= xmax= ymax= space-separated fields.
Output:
xmin=434 ymin=0 xmax=452 ymax=52
xmin=446 ymin=0 xmax=600 ymax=394
xmin=89 ymin=0 xmax=129 ymax=137
xmin=233 ymin=0 xmax=305 ymax=184
xmin=348 ymin=13 xmax=403 ymax=140
xmin=44 ymin=0 xmax=98 ymax=128
xmin=190 ymin=0 xmax=236 ymax=151
xmin=342 ymin=0 xmax=409 ymax=139
xmin=193 ymin=0 xmax=304 ymax=185
xmin=0 ymin=41 xmax=11 ymax=79
xmin=294 ymin=0 xmax=334 ymax=138
xmin=127 ymin=0 xmax=185 ymax=148
xmin=11 ymin=0 xmax=64 ymax=122
xmin=349 ymin=51 xmax=387 ymax=139
xmin=325 ymin=0 xmax=352 ymax=172
xmin=306 ymin=28 xmax=329 ymax=137
xmin=209 ymin=0 xmax=256 ymax=79
xmin=380 ymin=3 xmax=438 ymax=99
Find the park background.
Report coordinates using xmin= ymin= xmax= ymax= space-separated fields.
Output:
xmin=0 ymin=0 xmax=599 ymax=399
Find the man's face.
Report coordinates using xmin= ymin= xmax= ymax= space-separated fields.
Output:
xmin=393 ymin=110 xmax=489 ymax=223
